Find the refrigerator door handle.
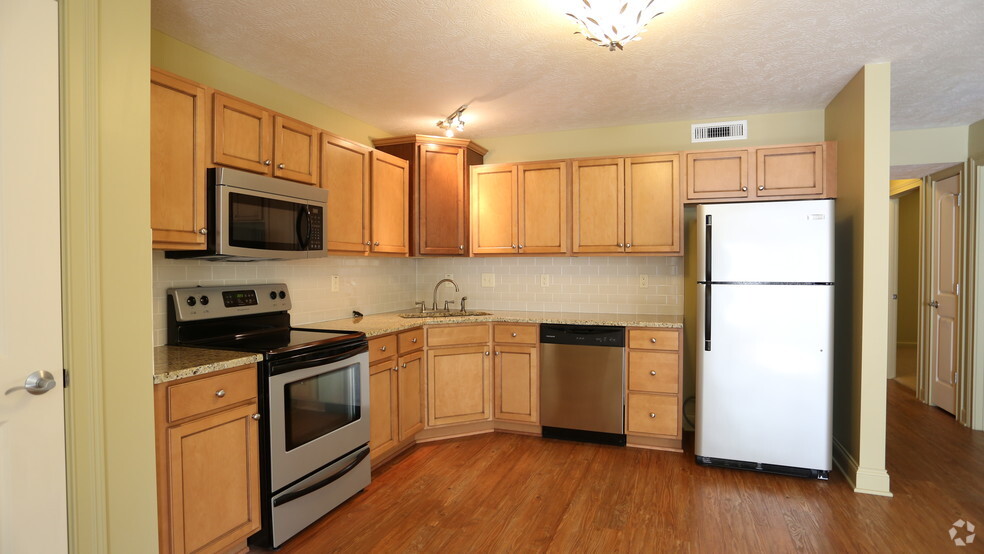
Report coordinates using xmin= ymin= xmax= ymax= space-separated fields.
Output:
xmin=704 ymin=215 xmax=712 ymax=283
xmin=704 ymin=284 xmax=712 ymax=351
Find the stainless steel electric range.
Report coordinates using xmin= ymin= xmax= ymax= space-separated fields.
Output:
xmin=167 ymin=283 xmax=370 ymax=548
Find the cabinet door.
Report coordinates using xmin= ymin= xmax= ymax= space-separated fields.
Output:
xmin=418 ymin=144 xmax=466 ymax=255
xmin=273 ymin=115 xmax=319 ymax=185
xmin=322 ymin=133 xmax=371 ymax=253
xmin=755 ymin=144 xmax=824 ymax=198
xmin=150 ymin=69 xmax=207 ymax=250
xmin=493 ymin=344 xmax=538 ymax=423
xmin=685 ymin=149 xmax=751 ymax=201
xmin=212 ymin=92 xmax=272 ymax=174
xmin=625 ymin=155 xmax=681 ymax=254
xmin=369 ymin=360 xmax=398 ymax=461
xmin=518 ymin=161 xmax=568 ymax=254
xmin=572 ymin=158 xmax=624 ymax=253
xmin=470 ymin=164 xmax=518 ymax=255
xmin=370 ymin=150 xmax=410 ymax=255
xmin=427 ymin=345 xmax=491 ymax=426
xmin=397 ymin=350 xmax=425 ymax=440
xmin=164 ymin=402 xmax=261 ymax=554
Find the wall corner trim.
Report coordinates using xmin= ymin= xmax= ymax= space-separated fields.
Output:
xmin=831 ymin=436 xmax=859 ymax=488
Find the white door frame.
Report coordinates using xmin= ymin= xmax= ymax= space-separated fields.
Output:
xmin=969 ymin=155 xmax=984 ymax=430
xmin=888 ymin=197 xmax=899 ymax=379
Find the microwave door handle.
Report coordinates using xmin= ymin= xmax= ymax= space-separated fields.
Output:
xmin=296 ymin=206 xmax=311 ymax=250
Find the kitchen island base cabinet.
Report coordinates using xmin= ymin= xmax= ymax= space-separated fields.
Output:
xmin=154 ymin=364 xmax=261 ymax=554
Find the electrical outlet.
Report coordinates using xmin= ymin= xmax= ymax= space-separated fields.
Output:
xmin=540 ymin=274 xmax=550 ymax=287
xmin=481 ymin=273 xmax=495 ymax=288
xmin=444 ymin=273 xmax=453 ymax=279
xmin=331 ymin=275 xmax=340 ymax=292
xmin=639 ymin=274 xmax=649 ymax=288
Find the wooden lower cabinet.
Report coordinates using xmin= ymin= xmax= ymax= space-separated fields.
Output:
xmin=427 ymin=344 xmax=492 ymax=427
xmin=397 ymin=350 xmax=426 ymax=439
xmin=369 ymin=359 xmax=398 ymax=460
xmin=154 ymin=365 xmax=261 ymax=554
xmin=369 ymin=331 xmax=425 ymax=464
xmin=624 ymin=328 xmax=683 ymax=451
xmin=493 ymin=345 xmax=538 ymax=424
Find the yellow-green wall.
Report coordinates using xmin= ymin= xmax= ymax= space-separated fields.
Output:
xmin=891 ymin=126 xmax=968 ymax=166
xmin=970 ymin=118 xmax=984 ymax=156
xmin=896 ymin=190 xmax=920 ymax=345
xmin=824 ymin=63 xmax=892 ymax=496
xmin=477 ymin=110 xmax=825 ymax=163
xmin=62 ymin=0 xmax=158 ymax=551
xmin=151 ymin=30 xmax=390 ymax=146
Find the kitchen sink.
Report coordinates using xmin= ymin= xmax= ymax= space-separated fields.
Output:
xmin=399 ymin=310 xmax=493 ymax=319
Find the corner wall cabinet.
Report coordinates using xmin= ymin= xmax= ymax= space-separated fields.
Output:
xmin=684 ymin=142 xmax=836 ymax=203
xmin=154 ymin=364 xmax=261 ymax=554
xmin=150 ymin=68 xmax=207 ymax=250
xmin=373 ymin=135 xmax=487 ymax=256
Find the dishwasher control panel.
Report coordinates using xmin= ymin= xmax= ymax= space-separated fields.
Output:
xmin=539 ymin=324 xmax=625 ymax=347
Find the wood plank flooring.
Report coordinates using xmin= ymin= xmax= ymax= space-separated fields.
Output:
xmin=256 ymin=381 xmax=984 ymax=552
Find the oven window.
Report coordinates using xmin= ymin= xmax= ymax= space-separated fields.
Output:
xmin=283 ymin=362 xmax=361 ymax=451
xmin=228 ymin=192 xmax=302 ymax=251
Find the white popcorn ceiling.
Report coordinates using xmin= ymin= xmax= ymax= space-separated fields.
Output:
xmin=151 ymin=0 xmax=984 ymax=138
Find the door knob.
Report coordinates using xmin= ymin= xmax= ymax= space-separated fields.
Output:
xmin=929 ymin=300 xmax=940 ymax=308
xmin=5 ymin=370 xmax=57 ymax=396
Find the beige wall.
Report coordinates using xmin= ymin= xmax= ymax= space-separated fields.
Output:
xmin=970 ymin=118 xmax=984 ymax=156
xmin=62 ymin=0 xmax=159 ymax=551
xmin=824 ymin=63 xmax=892 ymax=496
xmin=476 ymin=110 xmax=825 ymax=163
xmin=896 ymin=190 xmax=920 ymax=345
xmin=151 ymin=30 xmax=390 ymax=146
xmin=891 ymin=126 xmax=968 ymax=166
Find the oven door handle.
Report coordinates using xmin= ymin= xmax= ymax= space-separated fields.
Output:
xmin=272 ymin=447 xmax=370 ymax=507
xmin=270 ymin=344 xmax=369 ymax=375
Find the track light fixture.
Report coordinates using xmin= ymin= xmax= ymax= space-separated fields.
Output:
xmin=436 ymin=105 xmax=468 ymax=137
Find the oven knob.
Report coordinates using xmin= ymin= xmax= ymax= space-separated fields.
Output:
xmin=186 ymin=296 xmax=196 ymax=307
xmin=279 ymin=291 xmax=286 ymax=299
xmin=269 ymin=291 xmax=277 ymax=300
xmin=199 ymin=295 xmax=209 ymax=306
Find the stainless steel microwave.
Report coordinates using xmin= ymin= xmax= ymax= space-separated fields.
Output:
xmin=166 ymin=167 xmax=327 ymax=261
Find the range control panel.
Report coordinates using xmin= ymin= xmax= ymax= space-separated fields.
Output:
xmin=168 ymin=283 xmax=292 ymax=322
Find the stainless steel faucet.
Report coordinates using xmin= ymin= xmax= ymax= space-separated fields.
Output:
xmin=432 ymin=278 xmax=460 ymax=311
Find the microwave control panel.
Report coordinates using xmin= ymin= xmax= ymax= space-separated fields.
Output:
xmin=308 ymin=205 xmax=323 ymax=251
xmin=168 ymin=283 xmax=292 ymax=322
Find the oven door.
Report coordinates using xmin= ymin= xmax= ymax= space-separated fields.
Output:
xmin=267 ymin=345 xmax=369 ymax=492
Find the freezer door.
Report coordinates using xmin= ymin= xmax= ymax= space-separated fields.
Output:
xmin=695 ymin=283 xmax=833 ymax=471
xmin=697 ymin=200 xmax=834 ymax=283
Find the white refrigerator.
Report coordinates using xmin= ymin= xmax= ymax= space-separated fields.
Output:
xmin=695 ymin=199 xmax=834 ymax=480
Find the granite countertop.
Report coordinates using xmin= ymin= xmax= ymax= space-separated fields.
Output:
xmin=301 ymin=310 xmax=684 ymax=338
xmin=154 ymin=346 xmax=264 ymax=385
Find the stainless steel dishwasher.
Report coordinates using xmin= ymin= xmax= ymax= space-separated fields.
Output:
xmin=539 ymin=324 xmax=626 ymax=446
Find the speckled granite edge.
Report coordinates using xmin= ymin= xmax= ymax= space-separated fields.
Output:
xmin=154 ymin=346 xmax=263 ymax=384
xmin=301 ymin=310 xmax=684 ymax=338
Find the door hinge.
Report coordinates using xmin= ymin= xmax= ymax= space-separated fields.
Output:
xmin=63 ymin=368 xmax=69 ymax=388
xmin=957 ymin=193 xmax=962 ymax=207
xmin=957 ymin=283 xmax=961 ymax=296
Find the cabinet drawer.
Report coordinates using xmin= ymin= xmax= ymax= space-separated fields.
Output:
xmin=166 ymin=366 xmax=257 ymax=423
xmin=627 ymin=328 xmax=679 ymax=351
xmin=493 ymin=323 xmax=537 ymax=344
xmin=626 ymin=393 xmax=678 ymax=437
xmin=627 ymin=351 xmax=679 ymax=393
xmin=398 ymin=328 xmax=424 ymax=354
xmin=370 ymin=335 xmax=398 ymax=363
xmin=426 ymin=323 xmax=489 ymax=347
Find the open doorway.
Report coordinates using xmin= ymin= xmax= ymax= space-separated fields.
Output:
xmin=889 ymin=180 xmax=922 ymax=392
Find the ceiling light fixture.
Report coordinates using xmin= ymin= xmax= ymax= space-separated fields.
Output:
xmin=566 ymin=0 xmax=664 ymax=51
xmin=436 ymin=104 xmax=468 ymax=137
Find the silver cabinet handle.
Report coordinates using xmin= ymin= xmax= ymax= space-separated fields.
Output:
xmin=252 ymin=413 xmax=261 ymax=420
xmin=459 ymin=245 xmax=464 ymax=250
xmin=511 ymin=332 xmax=517 ymax=337
xmin=411 ymin=338 xmax=418 ymax=343
xmin=649 ymin=413 xmax=657 ymax=418
xmin=758 ymin=185 xmax=765 ymax=191
xmin=380 ymin=345 xmax=387 ymax=351
xmin=741 ymin=186 xmax=748 ymax=191
xmin=929 ymin=300 xmax=940 ymax=308
xmin=278 ymin=163 xmax=286 ymax=169
xmin=401 ymin=363 xmax=407 ymax=368
xmin=198 ymin=228 xmax=208 ymax=235
xmin=485 ymin=351 xmax=490 ymax=356
xmin=511 ymin=244 xmax=517 ymax=249
xmin=617 ymin=243 xmax=624 ymax=247
xmin=495 ymin=351 xmax=500 ymax=356
xmin=264 ymin=159 xmax=272 ymax=166
xmin=650 ymin=370 xmax=657 ymax=376
xmin=365 ymin=241 xmax=371 ymax=246
xmin=215 ymin=389 xmax=226 ymax=398
xmin=374 ymin=241 xmax=380 ymax=246
xmin=626 ymin=243 xmax=632 ymax=248
xmin=4 ymin=370 xmax=56 ymax=396
xmin=518 ymin=244 xmax=524 ymax=249
xmin=650 ymin=337 xmax=657 ymax=343
xmin=393 ymin=366 xmax=399 ymax=372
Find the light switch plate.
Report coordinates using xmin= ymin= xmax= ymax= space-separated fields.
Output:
xmin=481 ymin=273 xmax=495 ymax=288
xmin=540 ymin=274 xmax=550 ymax=287
xmin=331 ymin=275 xmax=340 ymax=292
xmin=639 ymin=274 xmax=649 ymax=288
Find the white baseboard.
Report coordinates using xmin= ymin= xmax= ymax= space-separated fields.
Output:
xmin=832 ymin=437 xmax=893 ymax=497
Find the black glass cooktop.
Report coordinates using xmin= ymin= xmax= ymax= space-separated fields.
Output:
xmin=189 ymin=328 xmax=364 ymax=356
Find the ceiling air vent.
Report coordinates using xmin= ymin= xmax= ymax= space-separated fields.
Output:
xmin=691 ymin=120 xmax=748 ymax=143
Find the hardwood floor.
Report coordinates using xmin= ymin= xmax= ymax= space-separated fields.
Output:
xmin=258 ymin=381 xmax=983 ymax=553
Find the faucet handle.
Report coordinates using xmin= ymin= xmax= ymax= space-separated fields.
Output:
xmin=414 ymin=300 xmax=426 ymax=313
xmin=443 ymin=299 xmax=457 ymax=311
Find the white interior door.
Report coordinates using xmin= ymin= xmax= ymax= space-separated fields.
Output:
xmin=0 ymin=0 xmax=68 ymax=552
xmin=930 ymin=170 xmax=961 ymax=415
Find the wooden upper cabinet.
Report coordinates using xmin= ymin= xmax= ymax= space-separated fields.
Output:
xmin=470 ymin=164 xmax=518 ymax=255
xmin=322 ymin=133 xmax=371 ymax=253
xmin=273 ymin=115 xmax=319 ymax=185
xmin=150 ymin=68 xmax=207 ymax=250
xmin=518 ymin=161 xmax=568 ymax=254
xmin=625 ymin=155 xmax=681 ymax=254
xmin=212 ymin=92 xmax=273 ymax=174
xmin=685 ymin=149 xmax=751 ymax=201
xmin=572 ymin=158 xmax=625 ymax=254
xmin=684 ymin=142 xmax=836 ymax=203
xmin=370 ymin=150 xmax=410 ymax=255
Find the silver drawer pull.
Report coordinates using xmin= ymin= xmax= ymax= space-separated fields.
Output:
xmin=215 ymin=389 xmax=226 ymax=398
xmin=485 ymin=351 xmax=490 ymax=356
xmin=252 ymin=413 xmax=261 ymax=420
xmin=411 ymin=338 xmax=417 ymax=343
xmin=380 ymin=345 xmax=387 ymax=352
xmin=650 ymin=370 xmax=657 ymax=376
xmin=511 ymin=332 xmax=517 ymax=337
xmin=650 ymin=337 xmax=657 ymax=343
xmin=649 ymin=413 xmax=657 ymax=418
